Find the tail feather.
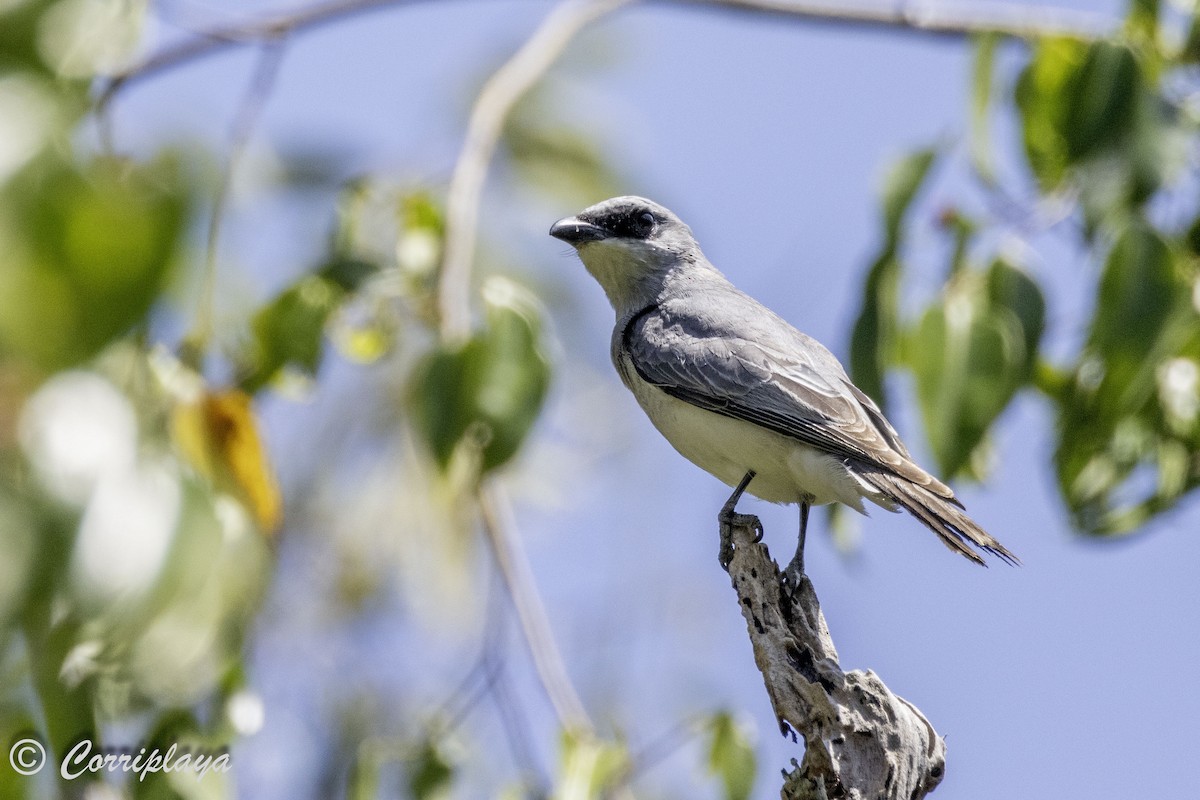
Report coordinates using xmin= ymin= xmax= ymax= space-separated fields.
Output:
xmin=857 ymin=467 xmax=1019 ymax=567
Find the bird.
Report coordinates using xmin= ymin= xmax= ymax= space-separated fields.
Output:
xmin=549 ymin=195 xmax=1017 ymax=583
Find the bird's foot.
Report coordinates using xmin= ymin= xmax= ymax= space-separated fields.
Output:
xmin=718 ymin=509 xmax=763 ymax=571
xmin=782 ymin=552 xmax=806 ymax=592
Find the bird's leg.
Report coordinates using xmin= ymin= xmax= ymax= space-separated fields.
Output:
xmin=718 ymin=470 xmax=760 ymax=570
xmin=784 ymin=502 xmax=810 ymax=587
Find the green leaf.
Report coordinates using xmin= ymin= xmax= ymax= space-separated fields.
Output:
xmin=1 ymin=1 xmax=85 ymax=87
xmin=1181 ymin=10 xmax=1200 ymax=63
xmin=1016 ymin=35 xmax=1169 ymax=228
xmin=409 ymin=279 xmax=551 ymax=475
xmin=1015 ymin=36 xmax=1088 ymax=188
xmin=969 ymin=33 xmax=999 ymax=184
xmin=0 ymin=155 xmax=188 ymax=371
xmin=1086 ymin=222 xmax=1177 ymax=409
xmin=985 ymin=258 xmax=1045 ymax=377
xmin=849 ymin=255 xmax=901 ymax=408
xmin=1063 ymin=41 xmax=1142 ymax=163
xmin=909 ymin=263 xmax=1041 ymax=479
xmin=1125 ymin=0 xmax=1159 ymax=45
xmin=504 ymin=87 xmax=620 ymax=205
xmin=849 ymin=147 xmax=939 ymax=410
xmin=506 ymin=123 xmax=619 ymax=205
xmin=1050 ymin=224 xmax=1200 ymax=536
xmin=553 ymin=732 xmax=629 ymax=800
xmin=880 ymin=147 xmax=938 ymax=243
xmin=239 ymin=257 xmax=380 ymax=392
xmin=407 ymin=740 xmax=454 ymax=800
xmin=706 ymin=712 xmax=757 ymax=800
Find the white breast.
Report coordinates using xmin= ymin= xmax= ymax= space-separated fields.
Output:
xmin=618 ymin=354 xmax=871 ymax=511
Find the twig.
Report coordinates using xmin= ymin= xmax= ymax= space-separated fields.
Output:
xmin=488 ymin=651 xmax=552 ymax=792
xmin=95 ymin=0 xmax=427 ymax=112
xmin=437 ymin=0 xmax=631 ymax=340
xmin=722 ymin=516 xmax=945 ymax=799
xmin=98 ymin=0 xmax=1112 ymax=117
xmin=427 ymin=567 xmax=506 ymax=738
xmin=666 ymin=0 xmax=1110 ymax=39
xmin=607 ymin=712 xmax=708 ymax=794
xmin=478 ymin=480 xmax=594 ymax=735
xmin=186 ymin=38 xmax=288 ymax=354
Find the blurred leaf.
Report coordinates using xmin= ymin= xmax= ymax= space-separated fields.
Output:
xmin=0 ymin=713 xmax=39 ymax=800
xmin=1052 ymin=223 xmax=1197 ymax=534
xmin=239 ymin=257 xmax=380 ymax=392
xmin=506 ymin=123 xmax=619 ymax=204
xmin=1 ymin=0 xmax=89 ymax=98
xmin=1181 ymin=10 xmax=1200 ymax=63
xmin=986 ymin=258 xmax=1045 ymax=376
xmin=394 ymin=192 xmax=446 ymax=313
xmin=1016 ymin=35 xmax=1171 ymax=230
xmin=880 ymin=148 xmax=938 ymax=242
xmin=1087 ymin=222 xmax=1176 ymax=409
xmin=1015 ymin=36 xmax=1088 ymax=188
xmin=20 ymin=606 xmax=96 ymax=761
xmin=0 ymin=154 xmax=189 ymax=371
xmin=1063 ymin=41 xmax=1142 ymax=163
xmin=849 ymin=147 xmax=938 ymax=409
xmin=330 ymin=297 xmax=396 ymax=365
xmin=407 ymin=740 xmax=454 ymax=800
xmin=706 ymin=711 xmax=757 ymax=800
xmin=938 ymin=207 xmax=976 ymax=278
xmin=173 ymin=389 xmax=282 ymax=534
xmin=409 ymin=279 xmax=551 ymax=475
xmin=969 ymin=33 xmax=999 ymax=184
xmin=554 ymin=732 xmax=628 ymax=800
xmin=503 ymin=85 xmax=620 ymax=204
xmin=909 ymin=260 xmax=1043 ymax=478
xmin=1125 ymin=0 xmax=1159 ymax=45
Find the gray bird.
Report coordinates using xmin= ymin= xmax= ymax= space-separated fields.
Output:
xmin=550 ymin=196 xmax=1017 ymax=581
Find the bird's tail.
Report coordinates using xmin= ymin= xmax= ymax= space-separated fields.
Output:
xmin=857 ymin=467 xmax=1019 ymax=566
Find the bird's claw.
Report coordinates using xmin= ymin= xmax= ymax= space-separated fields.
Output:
xmin=718 ymin=509 xmax=763 ymax=571
xmin=782 ymin=554 xmax=806 ymax=591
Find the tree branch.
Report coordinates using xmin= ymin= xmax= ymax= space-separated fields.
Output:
xmin=96 ymin=0 xmax=434 ymax=112
xmin=96 ymin=0 xmax=1113 ymax=129
xmin=667 ymin=0 xmax=1110 ymax=40
xmin=478 ymin=480 xmax=595 ymax=735
xmin=186 ymin=37 xmax=288 ymax=356
xmin=723 ymin=516 xmax=946 ymax=799
xmin=438 ymin=0 xmax=631 ymax=340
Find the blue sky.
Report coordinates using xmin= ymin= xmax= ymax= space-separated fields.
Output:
xmin=109 ymin=1 xmax=1200 ymax=797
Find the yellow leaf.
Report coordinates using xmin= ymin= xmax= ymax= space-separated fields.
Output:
xmin=173 ymin=389 xmax=282 ymax=534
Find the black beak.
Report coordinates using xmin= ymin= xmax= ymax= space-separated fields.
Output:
xmin=549 ymin=216 xmax=608 ymax=245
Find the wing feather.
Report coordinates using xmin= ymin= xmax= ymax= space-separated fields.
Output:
xmin=621 ymin=299 xmax=952 ymax=496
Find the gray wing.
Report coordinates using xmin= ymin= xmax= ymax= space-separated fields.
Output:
xmin=622 ymin=297 xmax=956 ymax=500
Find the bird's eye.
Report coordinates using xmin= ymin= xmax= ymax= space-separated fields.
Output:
xmin=639 ymin=211 xmax=655 ymax=227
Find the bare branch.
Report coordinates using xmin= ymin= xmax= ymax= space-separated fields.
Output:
xmin=99 ymin=0 xmax=1112 ymax=115
xmin=478 ymin=480 xmax=595 ymax=735
xmin=723 ymin=517 xmax=946 ymax=799
xmin=667 ymin=0 xmax=1111 ymax=40
xmin=96 ymin=0 xmax=431 ymax=112
xmin=437 ymin=0 xmax=631 ymax=340
xmin=186 ymin=38 xmax=289 ymax=354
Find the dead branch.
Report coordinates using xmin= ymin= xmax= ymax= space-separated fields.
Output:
xmin=723 ymin=516 xmax=946 ymax=799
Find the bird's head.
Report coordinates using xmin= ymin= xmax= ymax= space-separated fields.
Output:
xmin=550 ymin=196 xmax=700 ymax=312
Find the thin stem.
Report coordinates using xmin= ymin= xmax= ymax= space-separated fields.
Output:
xmin=478 ymin=479 xmax=594 ymax=735
xmin=95 ymin=0 xmax=1113 ymax=151
xmin=96 ymin=0 xmax=428 ymax=112
xmin=665 ymin=0 xmax=1110 ymax=39
xmin=186 ymin=38 xmax=288 ymax=356
xmin=438 ymin=0 xmax=631 ymax=340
